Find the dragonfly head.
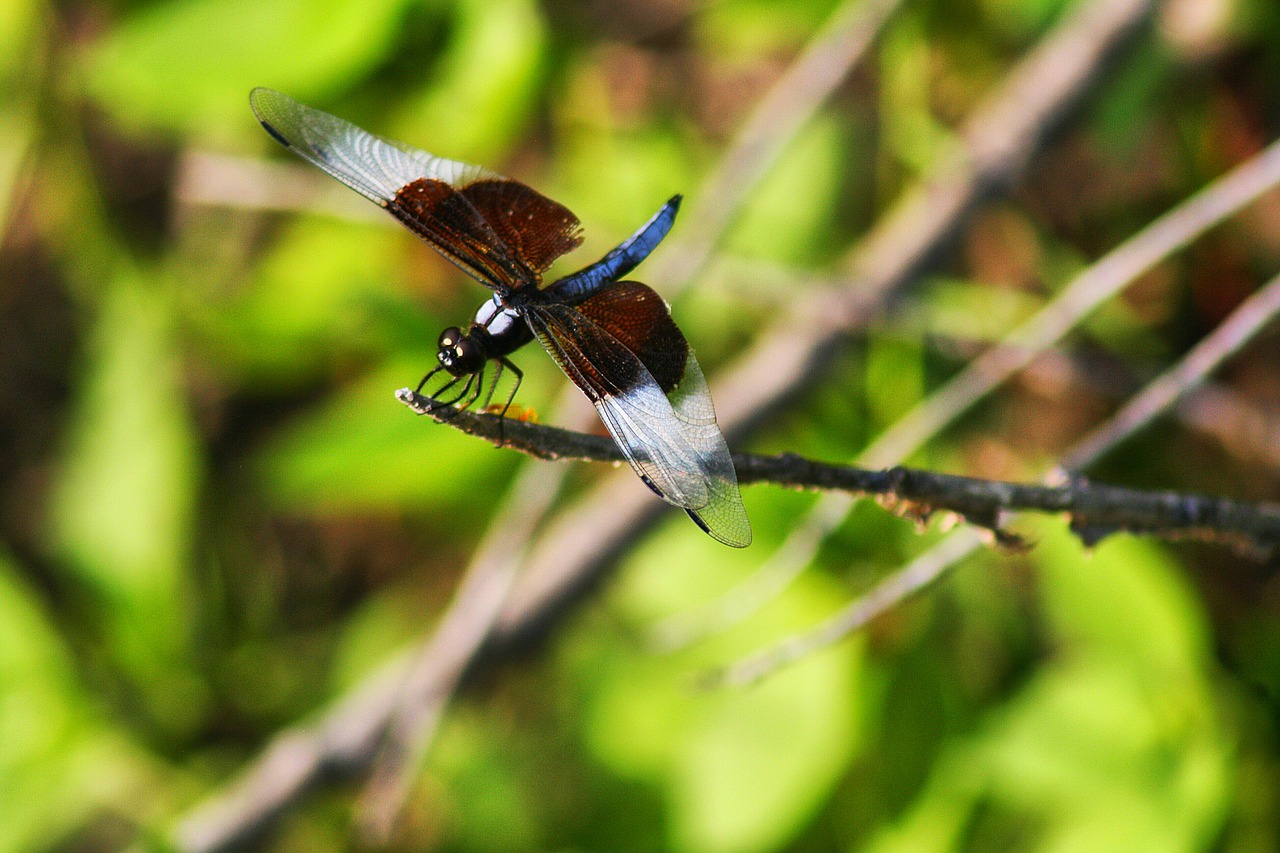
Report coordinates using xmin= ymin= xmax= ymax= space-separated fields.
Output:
xmin=436 ymin=326 xmax=485 ymax=377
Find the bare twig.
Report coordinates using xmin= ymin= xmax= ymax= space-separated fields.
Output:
xmin=175 ymin=151 xmax=383 ymax=222
xmin=495 ymin=0 xmax=1164 ymax=642
xmin=1060 ymin=272 xmax=1280 ymax=469
xmin=353 ymin=454 xmax=566 ymax=842
xmin=708 ymin=529 xmax=987 ymax=686
xmin=652 ymin=0 xmax=907 ymax=291
xmin=715 ymin=265 xmax=1280 ymax=685
xmin=396 ymin=389 xmax=1280 ymax=549
xmin=862 ymin=136 xmax=1280 ymax=467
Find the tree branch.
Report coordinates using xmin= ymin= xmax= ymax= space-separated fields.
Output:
xmin=394 ymin=388 xmax=1280 ymax=554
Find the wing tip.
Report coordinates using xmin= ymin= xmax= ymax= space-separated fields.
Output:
xmin=249 ymin=87 xmax=293 ymax=148
xmin=248 ymin=86 xmax=280 ymax=115
xmin=685 ymin=508 xmax=753 ymax=548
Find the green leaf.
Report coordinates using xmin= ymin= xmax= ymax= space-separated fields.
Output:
xmin=586 ymin=533 xmax=864 ymax=853
xmin=672 ymin=653 xmax=860 ymax=853
xmin=0 ymin=550 xmax=152 ymax=850
xmin=880 ymin=9 xmax=963 ymax=177
xmin=83 ymin=0 xmax=421 ymax=133
xmin=1033 ymin=520 xmax=1213 ymax=678
xmin=1088 ymin=40 xmax=1175 ymax=161
xmin=978 ymin=0 xmax=1074 ymax=40
xmin=49 ymin=277 xmax=204 ymax=732
xmin=390 ymin=0 xmax=547 ymax=162
xmin=0 ymin=0 xmax=41 ymax=232
xmin=869 ymin=521 xmax=1229 ymax=853
xmin=696 ymin=0 xmax=843 ymax=59
xmin=194 ymin=216 xmax=411 ymax=385
xmin=252 ymin=359 xmax=527 ymax=513
xmin=725 ymin=113 xmax=853 ymax=266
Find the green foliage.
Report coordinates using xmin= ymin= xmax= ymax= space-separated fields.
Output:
xmin=0 ymin=551 xmax=160 ymax=851
xmin=253 ymin=359 xmax=523 ymax=512
xmin=727 ymin=114 xmax=854 ymax=265
xmin=588 ymin=532 xmax=863 ymax=853
xmin=388 ymin=0 xmax=547 ymax=162
xmin=84 ymin=0 xmax=422 ymax=133
xmin=8 ymin=0 xmax=1280 ymax=850
xmin=864 ymin=525 xmax=1229 ymax=853
xmin=50 ymin=277 xmax=204 ymax=734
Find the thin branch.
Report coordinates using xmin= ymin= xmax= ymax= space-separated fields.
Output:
xmin=1060 ymin=270 xmax=1280 ymax=469
xmin=175 ymin=151 xmax=384 ymax=223
xmin=389 ymin=388 xmax=1280 ymax=551
xmin=861 ymin=135 xmax=1280 ymax=468
xmin=715 ymin=264 xmax=1280 ymax=685
xmin=652 ymin=0 xmax=907 ymax=291
xmin=650 ymin=357 xmax=1280 ymax=651
xmin=353 ymin=455 xmax=565 ymax=842
xmin=708 ymin=529 xmax=987 ymax=687
xmin=494 ymin=0 xmax=1164 ymax=644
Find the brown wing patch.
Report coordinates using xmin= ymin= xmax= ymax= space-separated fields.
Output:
xmin=575 ymin=281 xmax=688 ymax=393
xmin=392 ymin=178 xmax=527 ymax=289
xmin=461 ymin=179 xmax=583 ymax=274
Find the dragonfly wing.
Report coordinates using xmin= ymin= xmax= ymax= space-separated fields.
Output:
xmin=525 ymin=284 xmax=750 ymax=547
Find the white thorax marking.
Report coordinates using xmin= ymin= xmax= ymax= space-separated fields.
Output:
xmin=474 ymin=294 xmax=520 ymax=337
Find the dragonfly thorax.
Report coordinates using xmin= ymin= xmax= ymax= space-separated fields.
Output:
xmin=473 ymin=294 xmax=522 ymax=337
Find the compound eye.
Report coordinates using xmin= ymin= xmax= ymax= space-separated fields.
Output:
xmin=454 ymin=338 xmax=481 ymax=369
xmin=438 ymin=326 xmax=462 ymax=349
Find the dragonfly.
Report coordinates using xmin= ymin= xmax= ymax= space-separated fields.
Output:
xmin=250 ymin=88 xmax=750 ymax=547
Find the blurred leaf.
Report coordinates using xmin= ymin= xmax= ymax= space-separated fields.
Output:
xmin=978 ymin=0 xmax=1074 ymax=40
xmin=863 ymin=747 xmax=985 ymax=853
xmin=586 ymin=533 xmax=864 ymax=853
xmin=0 ymin=0 xmax=41 ymax=234
xmin=433 ymin=710 xmax=542 ymax=850
xmin=725 ymin=114 xmax=852 ymax=266
xmin=1088 ymin=40 xmax=1175 ymax=161
xmin=1034 ymin=521 xmax=1213 ymax=677
xmin=920 ymin=277 xmax=1047 ymax=345
xmin=978 ymin=659 xmax=1227 ymax=852
xmin=881 ymin=8 xmax=962 ymax=177
xmin=253 ymin=359 xmax=526 ymax=512
xmin=196 ymin=217 xmax=410 ymax=385
xmin=0 ymin=550 xmax=154 ymax=850
xmin=391 ymin=0 xmax=546 ymax=162
xmin=559 ymin=126 xmax=699 ymax=257
xmin=865 ymin=331 xmax=925 ymax=429
xmin=869 ymin=521 xmax=1229 ymax=853
xmin=328 ymin=585 xmax=426 ymax=693
xmin=49 ymin=276 xmax=204 ymax=732
xmin=83 ymin=0 xmax=422 ymax=133
xmin=697 ymin=0 xmax=843 ymax=59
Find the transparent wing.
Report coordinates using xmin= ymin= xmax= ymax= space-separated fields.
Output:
xmin=250 ymin=87 xmax=489 ymax=206
xmin=525 ymin=297 xmax=750 ymax=547
xmin=250 ymin=88 xmax=582 ymax=289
